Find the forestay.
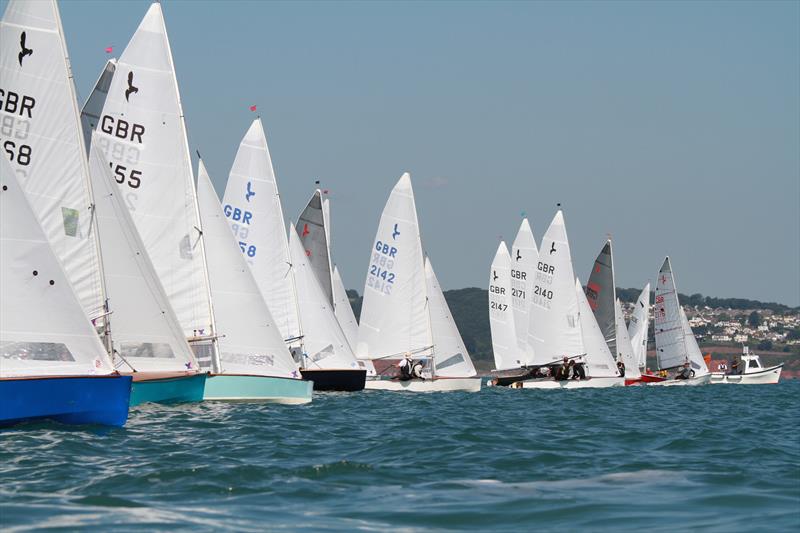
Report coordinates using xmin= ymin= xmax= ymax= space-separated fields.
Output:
xmin=510 ymin=219 xmax=538 ymax=355
xmin=0 ymin=155 xmax=113 ymax=377
xmin=0 ymin=0 xmax=105 ymax=321
xmin=80 ymin=59 xmax=116 ymax=152
xmin=425 ymin=257 xmax=477 ymax=377
xmin=615 ymin=298 xmax=641 ymax=379
xmin=288 ymin=224 xmax=360 ymax=370
xmin=357 ymin=173 xmax=430 ymax=360
xmin=196 ymin=161 xmax=298 ymax=378
xmin=585 ymin=240 xmax=617 ymax=356
xmin=654 ymin=257 xmax=688 ymax=370
xmin=526 ymin=211 xmax=583 ymax=364
xmin=489 ymin=241 xmax=522 ymax=370
xmin=88 ymin=136 xmax=198 ymax=373
xmin=680 ymin=308 xmax=709 ymax=376
xmin=297 ymin=190 xmax=334 ymax=305
xmin=332 ymin=265 xmax=359 ymax=350
xmin=91 ymin=3 xmax=213 ymax=339
xmin=628 ymin=283 xmax=650 ymax=370
xmin=221 ymin=119 xmax=300 ymax=342
xmin=575 ymin=278 xmax=618 ymax=378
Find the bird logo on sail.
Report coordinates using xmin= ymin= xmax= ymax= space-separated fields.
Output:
xmin=492 ymin=270 xmax=498 ymax=282
xmin=515 ymin=249 xmax=522 ymax=262
xmin=549 ymin=242 xmax=556 ymax=255
xmin=245 ymin=181 xmax=255 ymax=202
xmin=18 ymin=32 xmax=33 ymax=66
xmin=392 ymin=223 xmax=400 ymax=240
xmin=125 ymin=71 xmax=139 ymax=102
xmin=302 ymin=223 xmax=310 ymax=237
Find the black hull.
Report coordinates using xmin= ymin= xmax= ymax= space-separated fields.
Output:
xmin=493 ymin=368 xmax=538 ymax=387
xmin=300 ymin=369 xmax=367 ymax=391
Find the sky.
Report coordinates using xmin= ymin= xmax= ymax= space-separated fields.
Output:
xmin=16 ymin=0 xmax=800 ymax=305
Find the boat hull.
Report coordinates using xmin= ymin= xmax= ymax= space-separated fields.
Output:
xmin=128 ymin=372 xmax=206 ymax=406
xmin=648 ymin=374 xmax=711 ymax=387
xmin=710 ymin=364 xmax=783 ymax=385
xmin=300 ymin=369 xmax=366 ymax=391
xmin=520 ymin=376 xmax=625 ymax=389
xmin=203 ymin=374 xmax=313 ymax=403
xmin=365 ymin=377 xmax=481 ymax=392
xmin=0 ymin=375 xmax=132 ymax=427
xmin=640 ymin=373 xmax=667 ymax=383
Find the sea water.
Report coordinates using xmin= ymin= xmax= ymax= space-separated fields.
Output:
xmin=1 ymin=381 xmax=798 ymax=531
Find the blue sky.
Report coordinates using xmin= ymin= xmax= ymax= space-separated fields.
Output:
xmin=28 ymin=1 xmax=800 ymax=304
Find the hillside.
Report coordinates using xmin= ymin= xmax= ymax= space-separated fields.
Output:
xmin=345 ymin=288 xmax=799 ymax=372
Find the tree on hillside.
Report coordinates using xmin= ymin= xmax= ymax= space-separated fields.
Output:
xmin=748 ymin=311 xmax=761 ymax=328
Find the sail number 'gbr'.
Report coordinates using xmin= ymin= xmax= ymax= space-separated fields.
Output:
xmin=368 ymin=240 xmax=397 ymax=295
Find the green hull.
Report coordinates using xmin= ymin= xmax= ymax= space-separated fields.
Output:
xmin=129 ymin=373 xmax=207 ymax=407
xmin=203 ymin=374 xmax=313 ymax=404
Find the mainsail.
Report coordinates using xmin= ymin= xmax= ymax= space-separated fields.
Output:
xmin=297 ymin=190 xmax=334 ymax=305
xmin=526 ymin=211 xmax=583 ymax=364
xmin=615 ymin=298 xmax=641 ymax=379
xmin=0 ymin=0 xmax=105 ymax=322
xmin=654 ymin=257 xmax=690 ymax=370
xmin=489 ymin=241 xmax=521 ymax=370
xmin=80 ymin=58 xmax=116 ymax=152
xmin=88 ymin=136 xmax=198 ymax=372
xmin=332 ymin=265 xmax=359 ymax=349
xmin=221 ymin=119 xmax=300 ymax=342
xmin=425 ymin=257 xmax=477 ymax=377
xmin=0 ymin=155 xmax=113 ymax=377
xmin=91 ymin=2 xmax=214 ymax=340
xmin=356 ymin=173 xmax=430 ymax=360
xmin=585 ymin=240 xmax=617 ymax=356
xmin=196 ymin=160 xmax=298 ymax=378
xmin=288 ymin=224 xmax=360 ymax=370
xmin=628 ymin=283 xmax=650 ymax=370
xmin=510 ymin=218 xmax=538 ymax=355
xmin=680 ymin=307 xmax=709 ymax=377
xmin=575 ymin=278 xmax=618 ymax=377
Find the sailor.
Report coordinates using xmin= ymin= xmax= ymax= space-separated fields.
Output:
xmin=397 ymin=352 xmax=413 ymax=381
xmin=411 ymin=359 xmax=426 ymax=380
xmin=729 ymin=359 xmax=741 ymax=375
xmin=554 ymin=357 xmax=570 ymax=381
xmin=675 ymin=361 xmax=694 ymax=380
xmin=617 ymin=360 xmax=626 ymax=378
xmin=573 ymin=360 xmax=586 ymax=380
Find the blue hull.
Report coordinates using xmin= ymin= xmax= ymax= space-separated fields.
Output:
xmin=0 ymin=375 xmax=132 ymax=428
xmin=129 ymin=373 xmax=206 ymax=406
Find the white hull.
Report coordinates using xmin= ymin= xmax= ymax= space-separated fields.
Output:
xmin=520 ymin=376 xmax=625 ymax=389
xmin=364 ymin=377 xmax=481 ymax=392
xmin=710 ymin=364 xmax=783 ymax=385
xmin=648 ymin=374 xmax=711 ymax=387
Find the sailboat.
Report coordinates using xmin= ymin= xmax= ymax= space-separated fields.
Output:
xmin=0 ymin=154 xmax=131 ymax=427
xmin=355 ymin=173 xmax=481 ymax=392
xmin=585 ymin=240 xmax=642 ymax=384
xmin=195 ymin=161 xmax=312 ymax=402
xmin=626 ymin=283 xmax=664 ymax=382
xmin=3 ymin=0 xmax=204 ymax=406
xmin=650 ymin=257 xmax=711 ymax=386
xmin=221 ymin=120 xmax=363 ymax=391
xmin=519 ymin=211 xmax=624 ymax=388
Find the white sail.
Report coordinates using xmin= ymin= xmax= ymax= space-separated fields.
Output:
xmin=332 ymin=265 xmax=359 ymax=349
xmin=221 ymin=119 xmax=300 ymax=341
xmin=425 ymin=257 xmax=477 ymax=377
xmin=654 ymin=257 xmax=689 ymax=370
xmin=680 ymin=307 xmax=709 ymax=377
xmin=297 ymin=190 xmax=334 ymax=305
xmin=628 ymin=283 xmax=650 ymax=370
xmin=196 ymin=160 xmax=298 ymax=378
xmin=288 ymin=224 xmax=360 ymax=370
xmin=80 ymin=58 xmax=116 ymax=152
xmin=526 ymin=211 xmax=583 ymax=364
xmin=88 ymin=136 xmax=198 ymax=372
xmin=489 ymin=241 xmax=523 ymax=370
xmin=91 ymin=3 xmax=213 ymax=339
xmin=0 ymin=0 xmax=105 ymax=322
xmin=510 ymin=218 xmax=538 ymax=354
xmin=575 ymin=278 xmax=618 ymax=378
xmin=0 ymin=154 xmax=113 ymax=377
xmin=357 ymin=173 xmax=430 ymax=360
xmin=615 ymin=298 xmax=641 ymax=379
